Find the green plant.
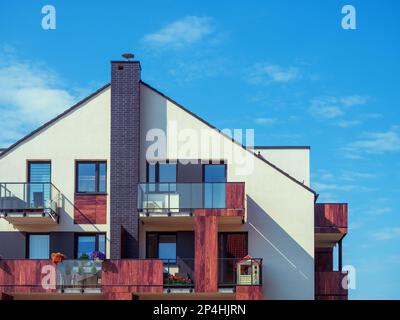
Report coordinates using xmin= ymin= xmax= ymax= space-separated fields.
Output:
xmin=79 ymin=253 xmax=89 ymax=260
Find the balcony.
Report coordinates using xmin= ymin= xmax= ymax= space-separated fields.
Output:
xmin=0 ymin=258 xmax=262 ymax=300
xmin=315 ymin=271 xmax=348 ymax=300
xmin=138 ymin=182 xmax=245 ymax=223
xmin=315 ymin=203 xmax=347 ymax=244
xmin=0 ymin=182 xmax=60 ymax=224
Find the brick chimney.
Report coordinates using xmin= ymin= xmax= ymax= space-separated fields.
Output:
xmin=110 ymin=56 xmax=141 ymax=259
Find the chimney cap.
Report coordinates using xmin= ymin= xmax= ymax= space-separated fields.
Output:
xmin=122 ymin=53 xmax=135 ymax=60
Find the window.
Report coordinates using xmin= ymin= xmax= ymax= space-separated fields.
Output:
xmin=28 ymin=234 xmax=50 ymax=259
xmin=146 ymin=233 xmax=177 ymax=263
xmin=76 ymin=161 xmax=107 ymax=193
xmin=204 ymin=164 xmax=226 ymax=208
xmin=28 ymin=161 xmax=51 ymax=208
xmin=146 ymin=162 xmax=177 ymax=192
xmin=75 ymin=234 xmax=106 ymax=259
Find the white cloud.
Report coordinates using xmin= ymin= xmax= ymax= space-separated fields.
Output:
xmin=143 ymin=16 xmax=214 ymax=49
xmin=344 ymin=128 xmax=400 ymax=157
xmin=254 ymin=117 xmax=277 ymax=125
xmin=340 ymin=95 xmax=369 ymax=107
xmin=336 ymin=119 xmax=362 ymax=128
xmin=366 ymin=207 xmax=392 ymax=216
xmin=246 ymin=63 xmax=300 ymax=85
xmin=372 ymin=227 xmax=400 ymax=241
xmin=340 ymin=171 xmax=377 ymax=181
xmin=308 ymin=95 xmax=368 ymax=120
xmin=313 ymin=181 xmax=375 ymax=192
xmin=0 ymin=54 xmax=79 ymax=147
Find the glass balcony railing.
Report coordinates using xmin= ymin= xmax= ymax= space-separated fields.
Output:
xmin=163 ymin=258 xmax=195 ymax=288
xmin=57 ymin=260 xmax=102 ymax=290
xmin=0 ymin=182 xmax=60 ymax=218
xmin=138 ymin=182 xmax=243 ymax=214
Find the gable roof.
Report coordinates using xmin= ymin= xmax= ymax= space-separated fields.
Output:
xmin=0 ymin=80 xmax=317 ymax=198
xmin=141 ymin=81 xmax=317 ymax=198
xmin=0 ymin=83 xmax=111 ymax=159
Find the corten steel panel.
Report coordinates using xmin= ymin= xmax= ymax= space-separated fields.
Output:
xmin=225 ymin=182 xmax=245 ymax=210
xmin=315 ymin=248 xmax=333 ymax=272
xmin=0 ymin=260 xmax=56 ymax=295
xmin=194 ymin=212 xmax=218 ymax=292
xmin=101 ymin=259 xmax=163 ymax=299
xmin=110 ymin=61 xmax=141 ymax=259
xmin=315 ymin=271 xmax=348 ymax=300
xmin=236 ymin=285 xmax=263 ymax=300
xmin=315 ymin=203 xmax=348 ymax=234
xmin=74 ymin=194 xmax=107 ymax=224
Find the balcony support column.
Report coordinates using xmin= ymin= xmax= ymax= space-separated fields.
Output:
xmin=194 ymin=210 xmax=218 ymax=293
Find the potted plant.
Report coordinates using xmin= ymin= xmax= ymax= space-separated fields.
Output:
xmin=90 ymin=251 xmax=105 ymax=262
xmin=51 ymin=252 xmax=66 ymax=264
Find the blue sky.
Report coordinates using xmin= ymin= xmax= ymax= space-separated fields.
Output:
xmin=0 ymin=0 xmax=399 ymax=299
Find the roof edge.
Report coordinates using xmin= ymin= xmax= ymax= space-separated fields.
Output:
xmin=0 ymin=83 xmax=111 ymax=159
xmin=252 ymin=146 xmax=310 ymax=150
xmin=140 ymin=80 xmax=317 ymax=197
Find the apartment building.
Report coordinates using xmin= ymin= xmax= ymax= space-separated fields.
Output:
xmin=0 ymin=57 xmax=348 ymax=300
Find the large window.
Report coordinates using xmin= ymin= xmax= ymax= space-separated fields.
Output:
xmin=28 ymin=161 xmax=51 ymax=208
xmin=75 ymin=234 xmax=106 ymax=259
xmin=146 ymin=162 xmax=177 ymax=192
xmin=204 ymin=164 xmax=226 ymax=208
xmin=146 ymin=233 xmax=177 ymax=263
xmin=28 ymin=234 xmax=50 ymax=259
xmin=76 ymin=161 xmax=107 ymax=193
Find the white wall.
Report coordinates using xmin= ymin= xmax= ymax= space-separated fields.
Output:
xmin=0 ymin=87 xmax=112 ymax=255
xmin=140 ymin=84 xmax=315 ymax=299
xmin=252 ymin=148 xmax=310 ymax=187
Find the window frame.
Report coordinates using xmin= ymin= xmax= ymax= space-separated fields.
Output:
xmin=146 ymin=232 xmax=177 ymax=263
xmin=74 ymin=233 xmax=106 ymax=259
xmin=26 ymin=233 xmax=50 ymax=260
xmin=75 ymin=161 xmax=107 ymax=194
xmin=146 ymin=161 xmax=177 ymax=193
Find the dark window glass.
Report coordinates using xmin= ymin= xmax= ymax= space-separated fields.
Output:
xmin=148 ymin=163 xmax=156 ymax=183
xmin=146 ymin=233 xmax=176 ymax=263
xmin=159 ymin=163 xmax=176 ymax=192
xmin=77 ymin=236 xmax=96 ymax=258
xmin=98 ymin=234 xmax=106 ymax=254
xmin=99 ymin=163 xmax=106 ymax=193
xmin=159 ymin=164 xmax=176 ymax=182
xmin=204 ymin=164 xmax=226 ymax=182
xmin=204 ymin=164 xmax=226 ymax=208
xmin=76 ymin=162 xmax=107 ymax=193
xmin=77 ymin=163 xmax=96 ymax=192
xmin=146 ymin=162 xmax=177 ymax=192
xmin=28 ymin=234 xmax=50 ymax=259
xmin=158 ymin=234 xmax=176 ymax=263
xmin=28 ymin=162 xmax=51 ymax=208
xmin=76 ymin=234 xmax=106 ymax=259
xmin=146 ymin=233 xmax=158 ymax=259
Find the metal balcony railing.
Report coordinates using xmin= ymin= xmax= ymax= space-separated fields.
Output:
xmin=138 ymin=182 xmax=244 ymax=214
xmin=0 ymin=182 xmax=60 ymax=220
